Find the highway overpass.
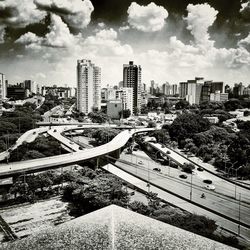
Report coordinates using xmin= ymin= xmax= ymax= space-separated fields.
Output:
xmin=0 ymin=128 xmax=154 ymax=179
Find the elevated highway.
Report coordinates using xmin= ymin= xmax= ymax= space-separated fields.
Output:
xmin=0 ymin=128 xmax=153 ymax=179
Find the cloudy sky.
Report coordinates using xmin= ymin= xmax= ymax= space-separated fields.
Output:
xmin=0 ymin=0 xmax=250 ymax=87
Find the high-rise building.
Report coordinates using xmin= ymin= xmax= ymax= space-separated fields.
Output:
xmin=179 ymin=77 xmax=204 ymax=105
xmin=21 ymin=80 xmax=37 ymax=95
xmin=0 ymin=73 xmax=7 ymax=99
xmin=123 ymin=61 xmax=142 ymax=113
xmin=211 ymin=82 xmax=223 ymax=93
xmin=150 ymin=80 xmax=155 ymax=95
xmin=0 ymin=73 xmax=7 ymax=116
xmin=115 ymin=87 xmax=133 ymax=113
xmin=162 ymin=82 xmax=170 ymax=95
xmin=233 ymin=83 xmax=244 ymax=98
xmin=170 ymin=84 xmax=178 ymax=95
xmin=77 ymin=59 xmax=101 ymax=114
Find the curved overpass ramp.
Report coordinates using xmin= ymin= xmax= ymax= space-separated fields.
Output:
xmin=0 ymin=128 xmax=153 ymax=179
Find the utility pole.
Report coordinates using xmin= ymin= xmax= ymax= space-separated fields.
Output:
xmin=235 ymin=166 xmax=242 ymax=199
xmin=238 ymin=193 xmax=241 ymax=236
xmin=190 ymin=173 xmax=193 ymax=201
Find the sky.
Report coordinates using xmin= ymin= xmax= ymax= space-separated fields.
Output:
xmin=0 ymin=0 xmax=250 ymax=88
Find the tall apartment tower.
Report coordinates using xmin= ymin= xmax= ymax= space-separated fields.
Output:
xmin=123 ymin=61 xmax=142 ymax=114
xmin=77 ymin=59 xmax=101 ymax=114
xmin=0 ymin=73 xmax=7 ymax=116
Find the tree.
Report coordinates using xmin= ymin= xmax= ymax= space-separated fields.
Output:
xmin=224 ymin=99 xmax=242 ymax=111
xmin=147 ymin=121 xmax=156 ymax=128
xmin=175 ymin=100 xmax=190 ymax=110
xmin=63 ymin=174 xmax=129 ymax=216
xmin=0 ymin=121 xmax=17 ymax=136
xmin=88 ymin=112 xmax=109 ymax=123
xmin=119 ymin=109 xmax=131 ymax=119
xmin=169 ymin=113 xmax=210 ymax=145
xmin=22 ymin=150 xmax=45 ymax=160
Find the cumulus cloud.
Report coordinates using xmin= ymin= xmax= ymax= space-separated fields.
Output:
xmin=83 ymin=28 xmax=133 ymax=56
xmin=34 ymin=0 xmax=94 ymax=31
xmin=240 ymin=1 xmax=250 ymax=20
xmin=238 ymin=33 xmax=250 ymax=51
xmin=184 ymin=3 xmax=218 ymax=49
xmin=16 ymin=14 xmax=77 ymax=49
xmin=127 ymin=2 xmax=168 ymax=32
xmin=119 ymin=25 xmax=130 ymax=32
xmin=0 ymin=0 xmax=46 ymax=28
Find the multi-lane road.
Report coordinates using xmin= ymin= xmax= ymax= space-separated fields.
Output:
xmin=116 ymin=152 xmax=250 ymax=240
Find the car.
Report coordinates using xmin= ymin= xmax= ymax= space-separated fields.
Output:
xmin=205 ymin=184 xmax=215 ymax=190
xmin=79 ymin=146 xmax=83 ymax=150
xmin=197 ymin=167 xmax=204 ymax=171
xmin=153 ymin=168 xmax=161 ymax=172
xmin=53 ymin=129 xmax=57 ymax=132
xmin=69 ymin=141 xmax=74 ymax=145
xmin=33 ymin=131 xmax=36 ymax=135
xmin=138 ymin=160 xmax=143 ymax=165
xmin=179 ymin=174 xmax=187 ymax=179
xmin=203 ymin=179 xmax=212 ymax=184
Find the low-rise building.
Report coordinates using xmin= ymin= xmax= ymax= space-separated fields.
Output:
xmin=107 ymin=99 xmax=122 ymax=119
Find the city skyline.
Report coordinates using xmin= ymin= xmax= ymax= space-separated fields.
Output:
xmin=0 ymin=0 xmax=249 ymax=86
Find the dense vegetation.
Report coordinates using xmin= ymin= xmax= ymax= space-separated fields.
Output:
xmin=7 ymin=135 xmax=66 ymax=162
xmin=163 ymin=112 xmax=250 ymax=178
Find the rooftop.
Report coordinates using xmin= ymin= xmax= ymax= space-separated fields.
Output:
xmin=2 ymin=205 xmax=235 ymax=250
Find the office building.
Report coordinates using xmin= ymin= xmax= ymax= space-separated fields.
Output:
xmin=7 ymin=84 xmax=26 ymax=100
xmin=179 ymin=78 xmax=204 ymax=105
xmin=21 ymin=80 xmax=37 ymax=95
xmin=210 ymin=92 xmax=228 ymax=102
xmin=162 ymin=82 xmax=170 ymax=95
xmin=77 ymin=59 xmax=101 ymax=114
xmin=180 ymin=78 xmax=226 ymax=105
xmin=123 ymin=61 xmax=142 ymax=114
xmin=0 ymin=73 xmax=7 ymax=100
xmin=115 ymin=87 xmax=133 ymax=113
xmin=150 ymin=80 xmax=155 ymax=95
xmin=233 ymin=83 xmax=244 ymax=98
xmin=170 ymin=84 xmax=178 ymax=95
xmin=211 ymin=82 xmax=223 ymax=93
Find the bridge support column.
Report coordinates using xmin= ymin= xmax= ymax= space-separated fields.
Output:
xmin=96 ymin=157 xmax=100 ymax=170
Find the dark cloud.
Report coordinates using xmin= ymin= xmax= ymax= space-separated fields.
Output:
xmin=34 ymin=1 xmax=74 ymax=15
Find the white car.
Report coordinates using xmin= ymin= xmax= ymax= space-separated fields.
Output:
xmin=138 ymin=161 xmax=143 ymax=165
xmin=205 ymin=185 xmax=215 ymax=191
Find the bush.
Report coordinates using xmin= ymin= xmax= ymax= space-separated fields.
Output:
xmin=182 ymin=163 xmax=195 ymax=173
xmin=203 ymin=154 xmax=212 ymax=163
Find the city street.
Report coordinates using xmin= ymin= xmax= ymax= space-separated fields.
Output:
xmin=103 ymin=163 xmax=250 ymax=241
xmin=148 ymin=142 xmax=250 ymax=202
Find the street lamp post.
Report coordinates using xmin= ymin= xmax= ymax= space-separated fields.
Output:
xmin=146 ymin=183 xmax=150 ymax=193
xmin=166 ymin=151 xmax=171 ymax=176
xmin=238 ymin=193 xmax=241 ymax=236
xmin=190 ymin=173 xmax=193 ymax=201
xmin=234 ymin=166 xmax=243 ymax=199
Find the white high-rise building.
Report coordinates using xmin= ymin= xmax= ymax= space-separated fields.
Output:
xmin=116 ymin=87 xmax=133 ymax=113
xmin=0 ymin=73 xmax=7 ymax=116
xmin=77 ymin=59 xmax=101 ymax=114
xmin=0 ymin=73 xmax=7 ymax=99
